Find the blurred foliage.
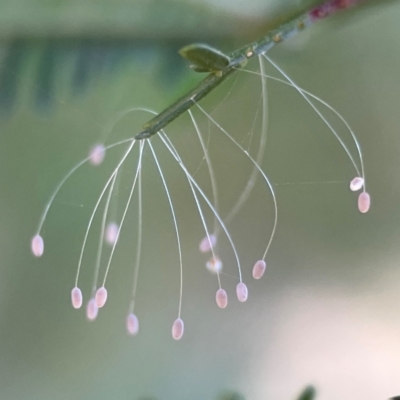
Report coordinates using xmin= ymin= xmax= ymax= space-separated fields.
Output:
xmin=141 ymin=385 xmax=315 ymax=399
xmin=297 ymin=386 xmax=316 ymax=400
xmin=0 ymin=0 xmax=329 ymax=40
xmin=0 ymin=1 xmax=399 ymax=399
xmin=0 ymin=0 xmax=392 ymax=115
xmin=0 ymin=0 xmax=393 ymax=40
xmin=215 ymin=391 xmax=246 ymax=400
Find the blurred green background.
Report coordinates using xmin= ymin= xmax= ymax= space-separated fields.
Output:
xmin=0 ymin=1 xmax=399 ymax=399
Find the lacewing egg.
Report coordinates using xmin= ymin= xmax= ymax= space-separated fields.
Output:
xmin=126 ymin=313 xmax=139 ymax=336
xmin=172 ymin=318 xmax=184 ymax=340
xmin=31 ymin=235 xmax=44 ymax=257
xmin=216 ymin=289 xmax=228 ymax=309
xmin=252 ymin=260 xmax=266 ymax=280
xmin=358 ymin=192 xmax=371 ymax=213
xmin=105 ymin=222 xmax=119 ymax=245
xmin=236 ymin=282 xmax=248 ymax=302
xmin=89 ymin=144 xmax=105 ymax=166
xmin=95 ymin=287 xmax=108 ymax=308
xmin=350 ymin=177 xmax=364 ymax=191
xmin=86 ymin=299 xmax=99 ymax=321
xmin=206 ymin=256 xmax=223 ymax=274
xmin=199 ymin=234 xmax=217 ymax=253
xmin=71 ymin=287 xmax=83 ymax=309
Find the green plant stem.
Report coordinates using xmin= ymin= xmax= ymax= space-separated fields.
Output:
xmin=134 ymin=0 xmax=374 ymax=139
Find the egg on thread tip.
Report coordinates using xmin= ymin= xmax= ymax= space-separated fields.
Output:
xmin=31 ymin=234 xmax=44 ymax=257
xmin=86 ymin=298 xmax=99 ymax=321
xmin=71 ymin=287 xmax=83 ymax=309
xmin=199 ymin=234 xmax=217 ymax=253
xmin=216 ymin=288 xmax=228 ymax=309
xmin=126 ymin=313 xmax=139 ymax=336
xmin=105 ymin=222 xmax=119 ymax=245
xmin=206 ymin=256 xmax=223 ymax=274
xmin=95 ymin=287 xmax=108 ymax=308
xmin=252 ymin=260 xmax=266 ymax=280
xmin=172 ymin=318 xmax=184 ymax=340
xmin=236 ymin=282 xmax=248 ymax=302
xmin=358 ymin=191 xmax=371 ymax=213
xmin=350 ymin=177 xmax=364 ymax=191
xmin=89 ymin=143 xmax=106 ymax=166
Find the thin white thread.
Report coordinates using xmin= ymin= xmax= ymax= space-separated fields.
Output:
xmin=102 ymin=141 xmax=145 ymax=286
xmin=92 ymin=171 xmax=117 ymax=295
xmin=223 ymin=55 xmax=270 ymax=227
xmin=264 ymin=55 xmax=364 ymax=180
xmin=148 ymin=141 xmax=185 ymax=317
xmin=188 ymin=110 xmax=220 ymax=236
xmin=37 ymin=138 xmax=135 ymax=235
xmin=129 ymin=160 xmax=143 ymax=314
xmin=74 ymin=141 xmax=136 ymax=287
xmin=196 ymin=103 xmax=278 ymax=261
xmin=159 ymin=132 xmax=242 ymax=283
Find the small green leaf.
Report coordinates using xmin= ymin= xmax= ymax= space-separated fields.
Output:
xmin=179 ymin=43 xmax=230 ymax=73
